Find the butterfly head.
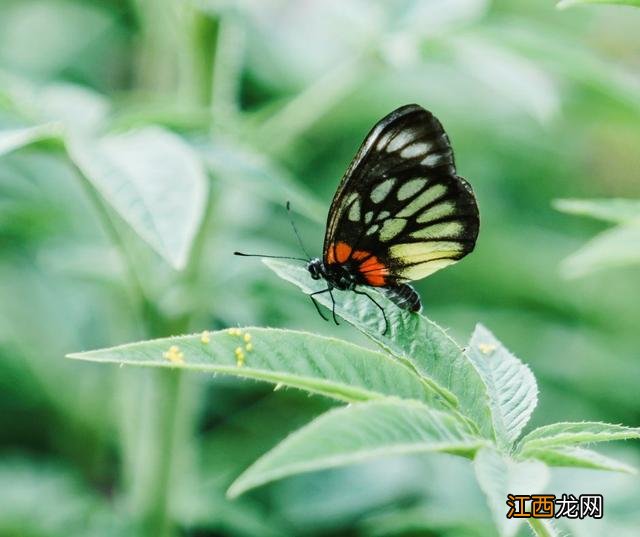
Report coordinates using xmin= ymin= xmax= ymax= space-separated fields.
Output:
xmin=307 ymin=258 xmax=325 ymax=281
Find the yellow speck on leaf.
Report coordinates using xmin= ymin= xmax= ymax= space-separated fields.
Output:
xmin=245 ymin=342 xmax=253 ymax=352
xmin=235 ymin=346 xmax=245 ymax=367
xmin=228 ymin=327 xmax=241 ymax=336
xmin=243 ymin=333 xmax=252 ymax=342
xmin=163 ymin=345 xmax=184 ymax=364
xmin=200 ymin=330 xmax=210 ymax=344
xmin=478 ymin=343 xmax=497 ymax=355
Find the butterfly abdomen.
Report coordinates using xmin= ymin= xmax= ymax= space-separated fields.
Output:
xmin=381 ymin=284 xmax=422 ymax=312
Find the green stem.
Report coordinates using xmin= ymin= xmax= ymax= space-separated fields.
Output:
xmin=132 ymin=0 xmax=178 ymax=96
xmin=178 ymin=5 xmax=218 ymax=107
xmin=140 ymin=369 xmax=184 ymax=537
xmin=210 ymin=12 xmax=246 ymax=130
xmin=528 ymin=518 xmax=563 ymax=537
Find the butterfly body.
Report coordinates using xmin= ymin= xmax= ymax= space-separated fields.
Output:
xmin=307 ymin=251 xmax=422 ymax=313
xmin=307 ymin=257 xmax=358 ymax=291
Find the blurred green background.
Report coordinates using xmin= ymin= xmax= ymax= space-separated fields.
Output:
xmin=1 ymin=0 xmax=639 ymax=536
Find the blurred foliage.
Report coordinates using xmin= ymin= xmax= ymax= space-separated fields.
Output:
xmin=555 ymin=198 xmax=640 ymax=277
xmin=1 ymin=0 xmax=640 ymax=536
xmin=558 ymin=0 xmax=640 ymax=9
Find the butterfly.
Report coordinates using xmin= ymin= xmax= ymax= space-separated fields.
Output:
xmin=236 ymin=104 xmax=479 ymax=333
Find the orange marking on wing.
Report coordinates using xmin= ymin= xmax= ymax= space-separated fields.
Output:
xmin=334 ymin=241 xmax=353 ymax=263
xmin=357 ymin=253 xmax=389 ymax=286
xmin=326 ymin=243 xmax=336 ymax=264
xmin=364 ymin=269 xmax=388 ymax=286
xmin=351 ymin=249 xmax=369 ymax=261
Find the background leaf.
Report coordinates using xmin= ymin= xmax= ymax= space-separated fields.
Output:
xmin=67 ymin=127 xmax=208 ymax=270
xmin=229 ymin=400 xmax=485 ymax=498
xmin=518 ymin=422 xmax=640 ymax=453
xmin=560 ymin=223 xmax=640 ymax=278
xmin=468 ymin=324 xmax=538 ymax=448
xmin=554 ymin=198 xmax=640 ymax=224
xmin=522 ymin=446 xmax=636 ymax=473
xmin=0 ymin=123 xmax=62 ymax=157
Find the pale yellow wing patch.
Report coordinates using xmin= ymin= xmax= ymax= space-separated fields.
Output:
xmin=396 ymin=258 xmax=458 ymax=280
xmin=389 ymin=241 xmax=464 ymax=261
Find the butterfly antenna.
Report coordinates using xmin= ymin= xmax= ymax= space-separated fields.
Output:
xmin=286 ymin=201 xmax=311 ymax=260
xmin=234 ymin=252 xmax=308 ymax=262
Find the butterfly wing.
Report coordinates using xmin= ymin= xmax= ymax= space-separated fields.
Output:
xmin=322 ymin=104 xmax=479 ymax=287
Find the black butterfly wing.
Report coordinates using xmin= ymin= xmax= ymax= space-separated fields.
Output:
xmin=322 ymin=104 xmax=479 ymax=287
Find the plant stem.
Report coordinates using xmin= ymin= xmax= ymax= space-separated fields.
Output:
xmin=210 ymin=12 xmax=245 ymax=130
xmin=140 ymin=369 xmax=184 ymax=537
xmin=179 ymin=5 xmax=218 ymax=108
xmin=528 ymin=518 xmax=562 ymax=537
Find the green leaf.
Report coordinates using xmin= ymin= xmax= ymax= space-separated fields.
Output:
xmin=228 ymin=400 xmax=486 ymax=498
xmin=67 ymin=327 xmax=441 ymax=405
xmin=67 ymin=127 xmax=208 ymax=270
xmin=518 ymin=422 xmax=640 ymax=454
xmin=468 ymin=324 xmax=538 ymax=449
xmin=474 ymin=447 xmax=549 ymax=537
xmin=554 ymin=198 xmax=640 ymax=224
xmin=521 ymin=446 xmax=637 ymax=474
xmin=0 ymin=123 xmax=62 ymax=157
xmin=560 ymin=223 xmax=640 ymax=278
xmin=35 ymin=83 xmax=110 ymax=133
xmin=558 ymin=0 xmax=640 ymax=9
xmin=264 ymin=259 xmax=494 ymax=437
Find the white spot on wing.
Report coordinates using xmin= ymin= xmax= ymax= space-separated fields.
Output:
xmin=376 ymin=130 xmax=394 ymax=151
xmin=364 ymin=211 xmax=373 ymax=223
xmin=400 ymin=142 xmax=430 ymax=159
xmin=371 ymin=178 xmax=396 ymax=204
xmin=416 ymin=201 xmax=455 ymax=223
xmin=397 ymin=178 xmax=427 ymax=201
xmin=366 ymin=224 xmax=380 ymax=235
xmin=379 ymin=218 xmax=407 ymax=242
xmin=421 ymin=154 xmax=443 ymax=167
xmin=396 ymin=184 xmax=447 ymax=218
xmin=387 ymin=130 xmax=416 ymax=153
xmin=340 ymin=192 xmax=358 ymax=214
xmin=348 ymin=199 xmax=361 ymax=222
xmin=410 ymin=221 xmax=464 ymax=239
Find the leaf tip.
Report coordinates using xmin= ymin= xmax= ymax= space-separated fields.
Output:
xmin=226 ymin=477 xmax=251 ymax=500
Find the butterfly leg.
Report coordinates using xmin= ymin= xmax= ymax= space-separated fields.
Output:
xmin=328 ymin=288 xmax=340 ymax=326
xmin=309 ymin=288 xmax=331 ymax=322
xmin=353 ymin=289 xmax=389 ymax=335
